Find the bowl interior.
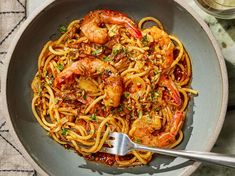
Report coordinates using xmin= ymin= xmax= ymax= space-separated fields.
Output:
xmin=5 ymin=0 xmax=226 ymax=176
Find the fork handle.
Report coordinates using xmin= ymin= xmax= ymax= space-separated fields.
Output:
xmin=134 ymin=144 xmax=235 ymax=168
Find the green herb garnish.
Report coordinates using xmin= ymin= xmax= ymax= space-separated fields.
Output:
xmin=134 ymin=138 xmax=141 ymax=143
xmin=111 ymin=44 xmax=125 ymax=56
xmin=126 ymin=106 xmax=131 ymax=111
xmin=38 ymin=84 xmax=42 ymax=95
xmin=111 ymin=109 xmax=115 ymax=114
xmin=147 ymin=114 xmax=152 ymax=119
xmin=83 ymin=92 xmax=87 ymax=100
xmin=141 ymin=35 xmax=149 ymax=46
xmin=54 ymin=98 xmax=58 ymax=104
xmin=61 ymin=128 xmax=68 ymax=135
xmin=118 ymin=106 xmax=123 ymax=112
xmin=92 ymin=48 xmax=103 ymax=56
xmin=155 ymin=107 xmax=160 ymax=112
xmin=123 ymin=48 xmax=127 ymax=54
xmin=124 ymin=92 xmax=130 ymax=98
xmin=36 ymin=74 xmax=41 ymax=78
xmin=112 ymin=49 xmax=118 ymax=56
xmin=57 ymin=63 xmax=64 ymax=71
xmin=150 ymin=90 xmax=160 ymax=101
xmin=58 ymin=25 xmax=67 ymax=34
xmin=90 ymin=114 xmax=97 ymax=121
xmin=154 ymin=91 xmax=160 ymax=99
xmin=154 ymin=69 xmax=159 ymax=75
xmin=138 ymin=111 xmax=143 ymax=118
xmin=103 ymin=56 xmax=110 ymax=62
xmin=48 ymin=79 xmax=53 ymax=85
xmin=112 ymin=48 xmax=125 ymax=56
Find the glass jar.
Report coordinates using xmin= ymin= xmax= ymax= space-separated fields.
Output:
xmin=195 ymin=0 xmax=235 ymax=19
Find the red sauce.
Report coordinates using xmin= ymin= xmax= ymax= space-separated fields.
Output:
xmin=85 ymin=152 xmax=116 ymax=166
xmin=85 ymin=152 xmax=135 ymax=166
xmin=174 ymin=65 xmax=183 ymax=82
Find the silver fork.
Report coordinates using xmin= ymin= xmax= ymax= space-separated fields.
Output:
xmin=101 ymin=132 xmax=235 ymax=168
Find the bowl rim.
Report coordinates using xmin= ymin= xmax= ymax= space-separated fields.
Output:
xmin=1 ymin=0 xmax=228 ymax=175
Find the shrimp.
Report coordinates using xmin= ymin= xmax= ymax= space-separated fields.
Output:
xmin=144 ymin=26 xmax=174 ymax=70
xmin=80 ymin=10 xmax=142 ymax=44
xmin=159 ymin=75 xmax=182 ymax=107
xmin=53 ymin=58 xmax=123 ymax=107
xmin=130 ymin=111 xmax=184 ymax=148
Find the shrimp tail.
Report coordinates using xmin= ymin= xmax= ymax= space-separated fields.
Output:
xmin=126 ymin=23 xmax=142 ymax=39
xmin=157 ymin=111 xmax=184 ymax=147
xmin=170 ymin=111 xmax=184 ymax=135
xmin=81 ymin=9 xmax=142 ymax=44
xmin=157 ymin=133 xmax=175 ymax=147
xmin=159 ymin=75 xmax=182 ymax=106
xmin=101 ymin=10 xmax=142 ymax=39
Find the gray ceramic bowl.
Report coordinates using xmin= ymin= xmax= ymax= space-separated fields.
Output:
xmin=2 ymin=0 xmax=228 ymax=176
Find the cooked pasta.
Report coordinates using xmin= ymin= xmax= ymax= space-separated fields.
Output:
xmin=31 ymin=10 xmax=197 ymax=166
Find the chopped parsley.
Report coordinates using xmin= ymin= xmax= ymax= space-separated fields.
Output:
xmin=46 ymin=74 xmax=54 ymax=85
xmin=134 ymin=138 xmax=141 ymax=143
xmin=141 ymin=35 xmax=149 ymax=46
xmin=147 ymin=119 xmax=152 ymax=123
xmin=61 ymin=128 xmax=68 ymax=135
xmin=90 ymin=114 xmax=97 ymax=121
xmin=111 ymin=109 xmax=115 ymax=114
xmin=112 ymin=48 xmax=126 ymax=56
xmin=57 ymin=63 xmax=64 ymax=71
xmin=48 ymin=79 xmax=53 ymax=85
xmin=111 ymin=44 xmax=126 ymax=56
xmin=36 ymin=74 xmax=41 ymax=78
xmin=38 ymin=84 xmax=42 ymax=96
xmin=155 ymin=107 xmax=160 ymax=112
xmin=123 ymin=48 xmax=127 ymax=54
xmin=98 ymin=72 xmax=103 ymax=78
xmin=138 ymin=111 xmax=143 ymax=118
xmin=147 ymin=114 xmax=152 ymax=119
xmin=112 ymin=48 xmax=119 ymax=56
xmin=154 ymin=69 xmax=159 ymax=75
xmin=124 ymin=92 xmax=130 ymax=98
xmin=54 ymin=98 xmax=58 ymax=104
xmin=58 ymin=25 xmax=67 ymax=34
xmin=151 ymin=90 xmax=160 ymax=101
xmin=155 ymin=91 xmax=160 ymax=97
xmin=82 ymin=91 xmax=87 ymax=100
xmin=103 ymin=56 xmax=110 ymax=62
xmin=92 ymin=48 xmax=103 ymax=56
xmin=118 ymin=106 xmax=123 ymax=112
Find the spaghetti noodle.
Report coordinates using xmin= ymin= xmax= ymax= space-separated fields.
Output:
xmin=31 ymin=10 xmax=197 ymax=166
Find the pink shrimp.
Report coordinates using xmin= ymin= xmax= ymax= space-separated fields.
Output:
xmin=53 ymin=58 xmax=123 ymax=107
xmin=80 ymin=10 xmax=142 ymax=44
xmin=156 ymin=111 xmax=184 ymax=147
xmin=144 ymin=26 xmax=174 ymax=70
xmin=130 ymin=111 xmax=184 ymax=148
xmin=159 ymin=75 xmax=182 ymax=107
